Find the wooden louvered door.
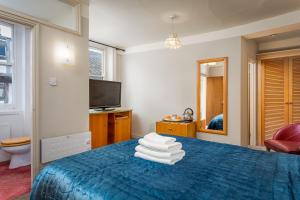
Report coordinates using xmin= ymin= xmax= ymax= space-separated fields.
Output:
xmin=290 ymin=57 xmax=300 ymax=123
xmin=261 ymin=58 xmax=289 ymax=141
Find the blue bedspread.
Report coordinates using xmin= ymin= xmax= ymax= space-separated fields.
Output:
xmin=207 ymin=114 xmax=223 ymax=130
xmin=31 ymin=137 xmax=300 ymax=200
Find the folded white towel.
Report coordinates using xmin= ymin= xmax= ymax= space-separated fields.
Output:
xmin=138 ymin=138 xmax=182 ymax=152
xmin=135 ymin=145 xmax=185 ymax=158
xmin=144 ymin=132 xmax=176 ymax=144
xmin=134 ymin=151 xmax=184 ymax=165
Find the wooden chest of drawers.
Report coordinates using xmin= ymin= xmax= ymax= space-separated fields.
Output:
xmin=156 ymin=121 xmax=197 ymax=138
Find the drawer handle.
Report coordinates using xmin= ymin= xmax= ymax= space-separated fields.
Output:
xmin=168 ymin=128 xmax=173 ymax=131
xmin=115 ymin=116 xmax=128 ymax=120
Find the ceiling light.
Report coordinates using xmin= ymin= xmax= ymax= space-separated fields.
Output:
xmin=165 ymin=15 xmax=182 ymax=49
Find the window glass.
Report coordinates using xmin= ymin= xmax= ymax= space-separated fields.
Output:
xmin=0 ymin=23 xmax=13 ymax=105
xmin=89 ymin=47 xmax=104 ymax=80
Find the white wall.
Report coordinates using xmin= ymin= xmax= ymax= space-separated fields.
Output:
xmin=50 ymin=6 xmax=77 ymax=31
xmin=258 ymin=36 xmax=300 ymax=52
xmin=0 ymin=0 xmax=77 ymax=31
xmin=121 ymin=37 xmax=244 ymax=145
xmin=32 ymin=16 xmax=89 ymax=170
xmin=38 ymin=18 xmax=89 ymax=141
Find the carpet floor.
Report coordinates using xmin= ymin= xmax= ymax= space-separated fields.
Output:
xmin=0 ymin=162 xmax=31 ymax=200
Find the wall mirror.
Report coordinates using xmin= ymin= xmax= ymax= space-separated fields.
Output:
xmin=197 ymin=57 xmax=228 ymax=135
xmin=0 ymin=0 xmax=81 ymax=34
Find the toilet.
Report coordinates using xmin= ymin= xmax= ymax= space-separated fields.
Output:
xmin=1 ymin=136 xmax=31 ymax=169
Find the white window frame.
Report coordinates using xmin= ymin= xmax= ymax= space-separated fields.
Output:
xmin=89 ymin=41 xmax=106 ymax=80
xmin=0 ymin=21 xmax=15 ymax=110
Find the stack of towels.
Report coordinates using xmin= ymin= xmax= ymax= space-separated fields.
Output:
xmin=134 ymin=132 xmax=185 ymax=165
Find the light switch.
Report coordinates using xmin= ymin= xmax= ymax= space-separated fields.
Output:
xmin=48 ymin=77 xmax=57 ymax=86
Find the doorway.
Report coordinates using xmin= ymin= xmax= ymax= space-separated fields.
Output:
xmin=0 ymin=18 xmax=35 ymax=199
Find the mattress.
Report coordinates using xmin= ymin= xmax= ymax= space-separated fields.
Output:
xmin=31 ymin=137 xmax=300 ymax=200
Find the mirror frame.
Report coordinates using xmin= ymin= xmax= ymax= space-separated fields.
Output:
xmin=197 ymin=57 xmax=228 ymax=135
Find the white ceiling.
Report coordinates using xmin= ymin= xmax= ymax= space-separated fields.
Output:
xmin=89 ymin=0 xmax=300 ymax=49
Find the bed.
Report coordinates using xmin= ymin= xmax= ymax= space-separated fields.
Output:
xmin=207 ymin=114 xmax=223 ymax=130
xmin=31 ymin=137 xmax=300 ymax=200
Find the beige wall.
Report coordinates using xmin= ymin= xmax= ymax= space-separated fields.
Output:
xmin=37 ymin=17 xmax=89 ymax=167
xmin=121 ymin=37 xmax=246 ymax=145
xmin=258 ymin=36 xmax=300 ymax=52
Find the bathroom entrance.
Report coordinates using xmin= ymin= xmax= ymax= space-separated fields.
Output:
xmin=0 ymin=19 xmax=33 ymax=199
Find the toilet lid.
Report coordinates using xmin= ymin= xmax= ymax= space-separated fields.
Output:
xmin=1 ymin=136 xmax=30 ymax=146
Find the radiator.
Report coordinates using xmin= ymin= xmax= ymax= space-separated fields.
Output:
xmin=0 ymin=124 xmax=11 ymax=162
xmin=0 ymin=123 xmax=11 ymax=140
xmin=41 ymin=132 xmax=91 ymax=163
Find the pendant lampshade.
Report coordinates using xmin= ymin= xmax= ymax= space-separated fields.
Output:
xmin=165 ymin=15 xmax=182 ymax=49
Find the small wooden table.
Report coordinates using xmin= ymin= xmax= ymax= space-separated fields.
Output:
xmin=156 ymin=121 xmax=197 ymax=138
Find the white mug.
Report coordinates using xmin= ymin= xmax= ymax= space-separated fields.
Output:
xmin=171 ymin=114 xmax=177 ymax=120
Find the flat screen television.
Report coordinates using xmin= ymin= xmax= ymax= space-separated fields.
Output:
xmin=89 ymin=79 xmax=121 ymax=110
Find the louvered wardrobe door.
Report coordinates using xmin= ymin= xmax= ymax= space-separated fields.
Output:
xmin=290 ymin=57 xmax=300 ymax=123
xmin=262 ymin=58 xmax=289 ymax=141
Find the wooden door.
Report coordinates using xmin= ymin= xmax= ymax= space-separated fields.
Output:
xmin=206 ymin=77 xmax=223 ymax=123
xmin=261 ymin=58 xmax=289 ymax=141
xmin=89 ymin=114 xmax=108 ymax=148
xmin=290 ymin=57 xmax=300 ymax=123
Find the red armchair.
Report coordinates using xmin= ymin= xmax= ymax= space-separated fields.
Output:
xmin=264 ymin=124 xmax=300 ymax=154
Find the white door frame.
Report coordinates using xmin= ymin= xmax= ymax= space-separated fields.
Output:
xmin=249 ymin=62 xmax=257 ymax=146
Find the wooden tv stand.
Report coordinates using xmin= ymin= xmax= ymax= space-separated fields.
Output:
xmin=89 ymin=108 xmax=132 ymax=149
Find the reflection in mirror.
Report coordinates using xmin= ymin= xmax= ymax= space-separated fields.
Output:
xmin=197 ymin=58 xmax=227 ymax=135
xmin=0 ymin=0 xmax=80 ymax=32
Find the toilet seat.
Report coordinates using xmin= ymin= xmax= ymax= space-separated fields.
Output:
xmin=1 ymin=136 xmax=31 ymax=147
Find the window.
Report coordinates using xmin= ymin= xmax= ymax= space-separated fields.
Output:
xmin=89 ymin=47 xmax=104 ymax=80
xmin=0 ymin=23 xmax=13 ymax=105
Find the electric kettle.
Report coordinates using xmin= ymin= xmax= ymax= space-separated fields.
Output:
xmin=183 ymin=108 xmax=194 ymax=121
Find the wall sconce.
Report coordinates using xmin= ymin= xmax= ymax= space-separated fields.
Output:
xmin=64 ymin=44 xmax=71 ymax=65
xmin=55 ymin=42 xmax=74 ymax=66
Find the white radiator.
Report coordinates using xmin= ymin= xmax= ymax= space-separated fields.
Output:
xmin=41 ymin=132 xmax=91 ymax=163
xmin=0 ymin=124 xmax=11 ymax=162
xmin=0 ymin=123 xmax=11 ymax=140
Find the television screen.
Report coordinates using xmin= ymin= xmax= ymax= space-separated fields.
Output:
xmin=89 ymin=80 xmax=121 ymax=109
